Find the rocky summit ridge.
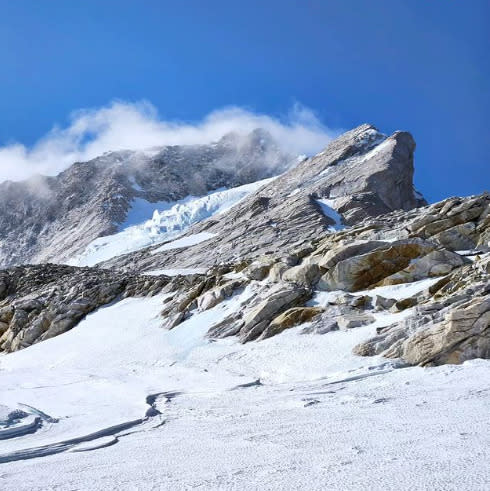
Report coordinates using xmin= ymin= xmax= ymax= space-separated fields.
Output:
xmin=0 ymin=123 xmax=489 ymax=370
xmin=101 ymin=124 xmax=427 ymax=272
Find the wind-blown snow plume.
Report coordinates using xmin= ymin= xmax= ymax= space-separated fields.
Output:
xmin=0 ymin=101 xmax=339 ymax=182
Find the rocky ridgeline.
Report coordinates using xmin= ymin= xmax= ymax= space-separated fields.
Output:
xmin=0 ymin=129 xmax=293 ymax=268
xmin=0 ymin=124 xmax=488 ymax=368
xmin=100 ymin=124 xmax=426 ymax=273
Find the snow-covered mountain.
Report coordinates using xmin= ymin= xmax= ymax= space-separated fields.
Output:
xmin=100 ymin=124 xmax=427 ymax=273
xmin=0 ymin=124 xmax=489 ymax=490
xmin=0 ymin=129 xmax=294 ymax=267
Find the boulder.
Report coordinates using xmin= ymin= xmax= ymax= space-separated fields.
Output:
xmin=239 ymin=285 xmax=311 ymax=342
xmin=390 ymin=297 xmax=418 ymax=312
xmin=316 ymin=240 xmax=388 ymax=270
xmin=282 ymin=262 xmax=321 ymax=288
xmin=318 ymin=238 xmax=436 ymax=292
xmin=268 ymin=262 xmax=289 ymax=282
xmin=373 ymin=295 xmax=397 ymax=310
xmin=433 ymin=222 xmax=476 ymax=250
xmin=260 ymin=306 xmax=324 ymax=339
xmin=331 ymin=293 xmax=372 ymax=309
xmin=380 ymin=249 xmax=466 ymax=285
xmin=337 ymin=313 xmax=375 ymax=330
xmin=243 ymin=260 xmax=274 ymax=281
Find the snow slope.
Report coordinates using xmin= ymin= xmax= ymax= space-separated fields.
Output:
xmin=67 ymin=178 xmax=274 ymax=267
xmin=1 ymin=282 xmax=489 ymax=489
xmin=316 ymin=198 xmax=345 ymax=230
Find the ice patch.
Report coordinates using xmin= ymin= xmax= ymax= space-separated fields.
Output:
xmin=67 ymin=178 xmax=273 ymax=266
xmin=353 ymin=277 xmax=442 ymax=300
xmin=316 ymin=198 xmax=345 ymax=230
xmin=121 ymin=197 xmax=174 ymax=229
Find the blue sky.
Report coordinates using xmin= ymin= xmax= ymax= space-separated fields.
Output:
xmin=0 ymin=0 xmax=488 ymax=201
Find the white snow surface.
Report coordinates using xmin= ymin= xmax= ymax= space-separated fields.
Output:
xmin=316 ymin=198 xmax=345 ymax=230
xmin=67 ymin=178 xmax=273 ymax=267
xmin=353 ymin=276 xmax=442 ymax=300
xmin=1 ymin=282 xmax=489 ymax=489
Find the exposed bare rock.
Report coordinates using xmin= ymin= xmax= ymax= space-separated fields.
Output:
xmin=242 ymin=260 xmax=275 ymax=281
xmin=398 ymin=295 xmax=490 ymax=365
xmin=373 ymin=295 xmax=397 ymax=310
xmin=432 ymin=222 xmax=477 ymax=250
xmin=353 ymin=254 xmax=490 ymax=365
xmin=259 ymin=306 xmax=324 ymax=339
xmin=268 ymin=262 xmax=290 ymax=282
xmin=282 ymin=262 xmax=322 ymax=288
xmin=314 ymin=240 xmax=389 ymax=269
xmin=197 ymin=280 xmax=246 ymax=311
xmin=239 ymin=284 xmax=311 ymax=342
xmin=408 ymin=193 xmax=490 ymax=249
xmin=380 ymin=249 xmax=467 ymax=285
xmin=337 ymin=313 xmax=375 ymax=330
xmin=318 ymin=238 xmax=437 ymax=291
xmin=159 ymin=271 xmax=247 ymax=330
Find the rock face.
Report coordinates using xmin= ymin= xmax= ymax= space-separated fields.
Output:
xmin=259 ymin=306 xmax=324 ymax=339
xmin=238 ymin=284 xmax=311 ymax=342
xmin=100 ymin=124 xmax=426 ymax=273
xmin=399 ymin=295 xmax=490 ymax=365
xmin=353 ymin=254 xmax=490 ymax=365
xmin=318 ymin=239 xmax=437 ymax=291
xmin=0 ymin=130 xmax=293 ymax=268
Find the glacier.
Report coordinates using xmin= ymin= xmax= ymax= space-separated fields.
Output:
xmin=67 ymin=178 xmax=274 ymax=267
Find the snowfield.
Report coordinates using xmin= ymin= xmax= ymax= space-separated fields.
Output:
xmin=0 ymin=282 xmax=489 ymax=490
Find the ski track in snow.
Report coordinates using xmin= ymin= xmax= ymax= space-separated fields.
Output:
xmin=0 ymin=282 xmax=489 ymax=489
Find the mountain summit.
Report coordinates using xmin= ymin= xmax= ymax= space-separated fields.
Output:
xmin=0 ymin=124 xmax=488 ymax=489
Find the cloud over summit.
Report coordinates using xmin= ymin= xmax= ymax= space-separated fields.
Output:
xmin=0 ymin=101 xmax=338 ymax=183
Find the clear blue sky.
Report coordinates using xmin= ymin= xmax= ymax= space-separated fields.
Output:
xmin=0 ymin=0 xmax=488 ymax=201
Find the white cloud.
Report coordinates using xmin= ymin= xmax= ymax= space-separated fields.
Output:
xmin=0 ymin=100 xmax=339 ymax=182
